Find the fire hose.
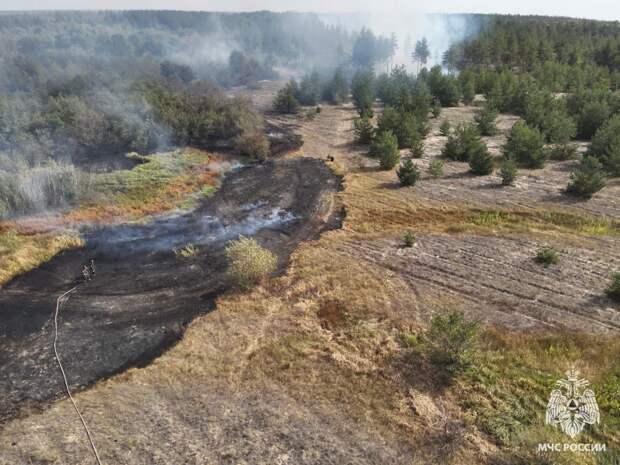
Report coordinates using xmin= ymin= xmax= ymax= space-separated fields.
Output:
xmin=53 ymin=285 xmax=103 ymax=465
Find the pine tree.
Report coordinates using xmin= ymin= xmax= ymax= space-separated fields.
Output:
xmin=397 ymin=159 xmax=421 ymax=186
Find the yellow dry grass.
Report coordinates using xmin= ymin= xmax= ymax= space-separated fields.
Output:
xmin=0 ymin=230 xmax=84 ymax=287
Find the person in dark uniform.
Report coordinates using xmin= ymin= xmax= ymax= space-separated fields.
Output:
xmin=89 ymin=259 xmax=96 ymax=277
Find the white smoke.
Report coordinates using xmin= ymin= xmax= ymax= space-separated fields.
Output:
xmin=320 ymin=10 xmax=481 ymax=72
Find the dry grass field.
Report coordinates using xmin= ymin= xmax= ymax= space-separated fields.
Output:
xmin=1 ymin=92 xmax=619 ymax=464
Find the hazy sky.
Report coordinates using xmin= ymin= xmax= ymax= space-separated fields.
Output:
xmin=0 ymin=0 xmax=619 ymax=21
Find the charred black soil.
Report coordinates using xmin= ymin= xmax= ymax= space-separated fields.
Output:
xmin=0 ymin=157 xmax=342 ymax=421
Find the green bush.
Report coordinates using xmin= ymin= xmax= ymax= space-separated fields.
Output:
xmin=431 ymin=100 xmax=442 ymax=118
xmin=566 ymin=156 xmax=607 ymax=199
xmin=403 ymin=230 xmax=416 ymax=247
xmin=428 ymin=159 xmax=444 ymax=178
xmin=397 ymin=159 xmax=420 ymax=186
xmin=322 ymin=69 xmax=348 ymax=104
xmin=442 ymin=123 xmax=485 ymax=162
xmin=410 ymin=137 xmax=424 ymax=158
xmin=474 ymin=105 xmax=498 ymax=136
xmin=503 ymin=122 xmax=547 ymax=169
xmin=372 ymin=130 xmax=400 ymax=170
xmin=273 ymin=81 xmax=300 ymax=114
xmin=468 ymin=144 xmax=494 ymax=175
xmin=426 ymin=311 xmax=479 ymax=375
xmin=588 ymin=115 xmax=620 ymax=176
xmin=605 ymin=272 xmax=620 ymax=302
xmin=439 ymin=119 xmax=451 ymax=136
xmin=429 ymin=67 xmax=461 ymax=107
xmin=535 ymin=246 xmax=559 ymax=266
xmin=499 ymin=159 xmax=518 ymax=186
xmin=577 ymin=101 xmax=610 ymax=140
xmin=351 ymin=70 xmax=375 ymax=116
xmin=225 ymin=236 xmax=277 ymax=288
xmin=297 ymin=72 xmax=322 ymax=105
xmin=462 ymin=79 xmax=476 ymax=105
xmin=354 ymin=116 xmax=374 ymax=145
xmin=541 ymin=109 xmax=576 ymax=144
xmin=377 ymin=107 xmax=427 ymax=149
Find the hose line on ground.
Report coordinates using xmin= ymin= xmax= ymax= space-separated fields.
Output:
xmin=53 ymin=286 xmax=103 ymax=465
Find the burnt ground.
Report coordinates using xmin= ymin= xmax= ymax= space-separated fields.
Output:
xmin=0 ymin=157 xmax=342 ymax=421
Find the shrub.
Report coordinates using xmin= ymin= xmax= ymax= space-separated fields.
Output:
xmin=541 ymin=110 xmax=576 ymax=145
xmin=351 ymin=70 xmax=375 ymax=116
xmin=377 ymin=108 xmax=426 ymax=149
xmin=429 ymin=67 xmax=461 ymax=107
xmin=535 ymin=246 xmax=559 ymax=266
xmin=566 ymin=156 xmax=607 ymax=198
xmin=499 ymin=159 xmax=518 ymax=186
xmin=577 ymin=101 xmax=610 ymax=140
xmin=442 ymin=123 xmax=485 ymax=162
xmin=474 ymin=105 xmax=498 ymax=136
xmin=426 ymin=311 xmax=479 ymax=375
xmin=377 ymin=106 xmax=400 ymax=136
xmin=462 ymin=79 xmax=476 ymax=105
xmin=588 ymin=115 xmax=620 ymax=176
xmin=605 ymin=272 xmax=620 ymax=302
xmin=297 ymin=72 xmax=322 ymax=106
xmin=410 ymin=137 xmax=424 ymax=158
xmin=431 ymin=100 xmax=442 ymax=118
xmin=468 ymin=144 xmax=494 ymax=175
xmin=403 ymin=230 xmax=416 ymax=247
xmin=428 ymin=159 xmax=444 ymax=178
xmin=323 ymin=69 xmax=348 ymax=104
xmin=225 ymin=235 xmax=277 ymax=288
xmin=372 ymin=130 xmax=400 ymax=170
xmin=354 ymin=116 xmax=374 ymax=145
xmin=397 ymin=159 xmax=421 ymax=186
xmin=234 ymin=131 xmax=270 ymax=160
xmin=439 ymin=119 xmax=451 ymax=136
xmin=549 ymin=143 xmax=578 ymax=161
xmin=503 ymin=122 xmax=547 ymax=169
xmin=273 ymin=81 xmax=300 ymax=114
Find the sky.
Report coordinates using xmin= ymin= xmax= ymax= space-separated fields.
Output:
xmin=0 ymin=0 xmax=619 ymax=21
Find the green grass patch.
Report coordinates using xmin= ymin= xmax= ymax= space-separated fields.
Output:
xmin=69 ymin=148 xmax=216 ymax=222
xmin=455 ymin=330 xmax=620 ymax=462
xmin=201 ymin=185 xmax=216 ymax=198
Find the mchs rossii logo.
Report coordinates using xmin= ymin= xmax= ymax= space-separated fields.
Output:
xmin=545 ymin=369 xmax=600 ymax=438
xmin=536 ymin=369 xmax=606 ymax=454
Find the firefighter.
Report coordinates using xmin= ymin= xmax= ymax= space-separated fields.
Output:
xmin=89 ymin=259 xmax=96 ymax=277
xmin=81 ymin=264 xmax=91 ymax=282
